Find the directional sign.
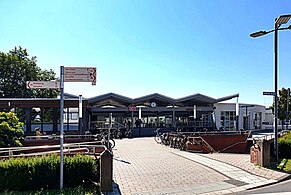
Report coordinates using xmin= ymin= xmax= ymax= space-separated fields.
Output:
xmin=263 ymin=91 xmax=276 ymax=96
xmin=64 ymin=74 xmax=94 ymax=82
xmin=64 ymin=67 xmax=95 ymax=75
xmin=64 ymin=67 xmax=96 ymax=85
xmin=26 ymin=81 xmax=60 ymax=89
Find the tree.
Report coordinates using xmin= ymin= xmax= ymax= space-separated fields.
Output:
xmin=0 ymin=46 xmax=59 ymax=98
xmin=0 ymin=112 xmax=24 ymax=147
xmin=271 ymin=87 xmax=291 ymax=128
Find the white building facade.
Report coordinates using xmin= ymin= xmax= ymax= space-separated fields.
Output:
xmin=214 ymin=103 xmax=267 ymax=131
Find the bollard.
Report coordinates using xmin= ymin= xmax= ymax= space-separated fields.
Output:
xmin=100 ymin=149 xmax=113 ymax=192
xmin=251 ymin=139 xmax=270 ymax=167
xmin=258 ymin=139 xmax=270 ymax=167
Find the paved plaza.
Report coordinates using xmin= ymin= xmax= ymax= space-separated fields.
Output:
xmin=108 ymin=137 xmax=290 ymax=195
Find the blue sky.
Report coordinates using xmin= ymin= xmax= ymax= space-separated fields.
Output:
xmin=1 ymin=0 xmax=291 ymax=106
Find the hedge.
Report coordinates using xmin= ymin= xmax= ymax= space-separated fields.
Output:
xmin=278 ymin=131 xmax=291 ymax=159
xmin=0 ymin=154 xmax=98 ymax=192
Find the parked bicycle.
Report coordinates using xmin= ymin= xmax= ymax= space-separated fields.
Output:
xmin=154 ymin=128 xmax=162 ymax=144
xmin=100 ymin=131 xmax=115 ymax=149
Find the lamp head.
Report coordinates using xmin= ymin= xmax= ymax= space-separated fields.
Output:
xmin=250 ymin=31 xmax=268 ymax=38
xmin=275 ymin=14 xmax=291 ymax=25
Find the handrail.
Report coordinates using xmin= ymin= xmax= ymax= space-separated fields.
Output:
xmin=218 ymin=131 xmax=252 ymax=153
xmin=0 ymin=141 xmax=105 ymax=158
xmin=0 ymin=140 xmax=102 ymax=152
xmin=0 ymin=147 xmax=91 ymax=158
xmin=252 ymin=130 xmax=288 ymax=142
xmin=24 ymin=134 xmax=98 ymax=140
xmin=198 ymin=136 xmax=216 ymax=153
xmin=188 ymin=136 xmax=216 ymax=153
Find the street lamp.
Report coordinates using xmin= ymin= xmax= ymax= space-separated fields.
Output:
xmin=250 ymin=14 xmax=291 ymax=161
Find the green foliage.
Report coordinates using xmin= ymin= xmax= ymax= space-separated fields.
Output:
xmin=277 ymin=158 xmax=291 ymax=173
xmin=0 ymin=112 xmax=24 ymax=147
xmin=270 ymin=87 xmax=291 ymax=123
xmin=0 ymin=46 xmax=59 ymax=98
xmin=0 ymin=154 xmax=98 ymax=192
xmin=278 ymin=131 xmax=291 ymax=158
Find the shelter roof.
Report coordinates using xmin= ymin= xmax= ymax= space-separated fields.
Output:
xmin=87 ymin=92 xmax=239 ymax=107
xmin=133 ymin=93 xmax=175 ymax=107
xmin=88 ymin=93 xmax=133 ymax=107
xmin=0 ymin=93 xmax=239 ymax=108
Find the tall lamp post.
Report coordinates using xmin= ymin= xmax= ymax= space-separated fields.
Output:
xmin=250 ymin=14 xmax=291 ymax=161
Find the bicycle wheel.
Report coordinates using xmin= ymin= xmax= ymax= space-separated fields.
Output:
xmin=154 ymin=135 xmax=162 ymax=143
xmin=109 ymin=139 xmax=115 ymax=148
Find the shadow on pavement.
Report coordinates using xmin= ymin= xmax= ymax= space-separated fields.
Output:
xmin=113 ymin=157 xmax=131 ymax=164
xmin=101 ymin=181 xmax=122 ymax=195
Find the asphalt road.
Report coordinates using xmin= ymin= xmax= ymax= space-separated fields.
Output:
xmin=237 ymin=179 xmax=291 ymax=194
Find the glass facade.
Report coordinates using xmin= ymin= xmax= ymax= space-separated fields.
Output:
xmin=220 ymin=111 xmax=236 ymax=131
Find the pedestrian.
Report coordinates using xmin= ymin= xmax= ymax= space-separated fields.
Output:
xmin=35 ymin=127 xmax=42 ymax=139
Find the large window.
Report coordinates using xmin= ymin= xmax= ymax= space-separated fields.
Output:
xmin=220 ymin=111 xmax=236 ymax=131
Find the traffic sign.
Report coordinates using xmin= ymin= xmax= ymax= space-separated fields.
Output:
xmin=128 ymin=106 xmax=137 ymax=112
xmin=263 ymin=91 xmax=276 ymax=96
xmin=64 ymin=67 xmax=96 ymax=85
xmin=26 ymin=81 xmax=60 ymax=89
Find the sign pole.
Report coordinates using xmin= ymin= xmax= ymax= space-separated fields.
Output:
xmin=60 ymin=66 xmax=64 ymax=190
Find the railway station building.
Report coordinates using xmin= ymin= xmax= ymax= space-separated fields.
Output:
xmin=0 ymin=92 xmax=267 ymax=135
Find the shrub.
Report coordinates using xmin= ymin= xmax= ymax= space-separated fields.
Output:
xmin=0 ymin=112 xmax=24 ymax=147
xmin=278 ymin=131 xmax=291 ymax=159
xmin=0 ymin=154 xmax=98 ymax=192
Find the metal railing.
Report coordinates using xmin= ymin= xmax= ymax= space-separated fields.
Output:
xmin=252 ymin=130 xmax=289 ymax=142
xmin=24 ymin=134 xmax=99 ymax=140
xmin=0 ymin=141 xmax=105 ymax=158
xmin=197 ymin=136 xmax=216 ymax=153
xmin=218 ymin=131 xmax=252 ymax=153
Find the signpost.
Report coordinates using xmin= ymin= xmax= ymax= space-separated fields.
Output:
xmin=263 ymin=91 xmax=276 ymax=96
xmin=26 ymin=81 xmax=60 ymax=89
xmin=27 ymin=66 xmax=97 ymax=190
xmin=59 ymin=66 xmax=96 ymax=190
xmin=64 ymin=67 xmax=96 ymax=85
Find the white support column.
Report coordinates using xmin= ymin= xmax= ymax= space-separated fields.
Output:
xmin=236 ymin=97 xmax=239 ymax=131
xmin=138 ymin=107 xmax=141 ymax=119
xmin=194 ymin=105 xmax=197 ymax=131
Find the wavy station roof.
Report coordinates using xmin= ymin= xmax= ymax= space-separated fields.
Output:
xmin=87 ymin=92 xmax=239 ymax=108
xmin=0 ymin=93 xmax=239 ymax=109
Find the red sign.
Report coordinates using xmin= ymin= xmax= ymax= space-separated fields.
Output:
xmin=128 ymin=106 xmax=137 ymax=112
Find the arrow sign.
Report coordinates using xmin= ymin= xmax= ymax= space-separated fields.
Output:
xmin=64 ymin=74 xmax=94 ymax=82
xmin=26 ymin=81 xmax=60 ymax=89
xmin=64 ymin=67 xmax=96 ymax=85
xmin=263 ymin=91 xmax=276 ymax=96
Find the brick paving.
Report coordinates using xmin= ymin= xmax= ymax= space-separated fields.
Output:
xmin=200 ymin=153 xmax=289 ymax=181
xmin=105 ymin=137 xmax=290 ymax=195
